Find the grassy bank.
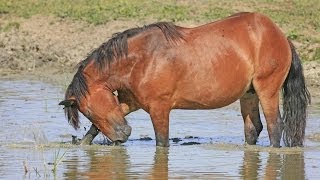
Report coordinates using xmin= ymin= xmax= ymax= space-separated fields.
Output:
xmin=0 ymin=0 xmax=319 ymax=61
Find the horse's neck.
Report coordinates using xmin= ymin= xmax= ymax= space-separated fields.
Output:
xmin=112 ymin=58 xmax=140 ymax=111
xmin=105 ymin=58 xmax=136 ymax=91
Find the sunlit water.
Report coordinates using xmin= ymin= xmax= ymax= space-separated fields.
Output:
xmin=0 ymin=79 xmax=319 ymax=179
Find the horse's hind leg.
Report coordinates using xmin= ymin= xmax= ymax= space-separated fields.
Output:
xmin=259 ymin=92 xmax=282 ymax=147
xmin=254 ymin=81 xmax=283 ymax=147
xmin=240 ymin=90 xmax=263 ymax=145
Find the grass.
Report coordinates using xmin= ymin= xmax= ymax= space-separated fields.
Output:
xmin=1 ymin=0 xmax=318 ymax=25
xmin=0 ymin=0 xmax=319 ymax=61
xmin=51 ymin=149 xmax=67 ymax=173
xmin=0 ymin=0 xmax=231 ymax=23
xmin=1 ymin=21 xmax=20 ymax=31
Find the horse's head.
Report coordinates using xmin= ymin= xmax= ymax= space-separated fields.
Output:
xmin=60 ymin=87 xmax=131 ymax=143
xmin=59 ymin=63 xmax=132 ymax=144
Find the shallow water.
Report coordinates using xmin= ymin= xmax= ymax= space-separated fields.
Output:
xmin=0 ymin=79 xmax=320 ymax=179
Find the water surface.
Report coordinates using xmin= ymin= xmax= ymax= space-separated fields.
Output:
xmin=0 ymin=79 xmax=319 ymax=179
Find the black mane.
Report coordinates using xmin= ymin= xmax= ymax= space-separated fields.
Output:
xmin=64 ymin=22 xmax=184 ymax=129
xmin=64 ymin=65 xmax=88 ymax=129
xmin=86 ymin=22 xmax=184 ymax=70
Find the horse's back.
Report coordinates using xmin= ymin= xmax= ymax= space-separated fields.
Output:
xmin=131 ymin=12 xmax=291 ymax=109
xmin=169 ymin=13 xmax=262 ymax=108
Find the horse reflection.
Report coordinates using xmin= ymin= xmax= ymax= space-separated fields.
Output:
xmin=81 ymin=147 xmax=130 ymax=179
xmin=148 ymin=148 xmax=169 ymax=180
xmin=63 ymin=147 xmax=169 ymax=179
xmin=240 ymin=150 xmax=261 ymax=179
xmin=241 ymin=150 xmax=305 ymax=179
xmin=264 ymin=152 xmax=283 ymax=178
xmin=280 ymin=152 xmax=305 ymax=179
xmin=63 ymin=154 xmax=82 ymax=179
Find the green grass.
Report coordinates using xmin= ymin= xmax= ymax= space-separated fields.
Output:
xmin=0 ymin=0 xmax=319 ymax=60
xmin=1 ymin=21 xmax=20 ymax=31
xmin=0 ymin=0 xmax=231 ymax=23
xmin=0 ymin=0 xmax=318 ymax=28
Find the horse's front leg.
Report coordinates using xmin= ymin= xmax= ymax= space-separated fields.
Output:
xmin=149 ymin=105 xmax=170 ymax=147
xmin=78 ymin=124 xmax=99 ymax=145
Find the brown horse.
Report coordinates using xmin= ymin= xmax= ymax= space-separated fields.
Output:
xmin=59 ymin=12 xmax=310 ymax=147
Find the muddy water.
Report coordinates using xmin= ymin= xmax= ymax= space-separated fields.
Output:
xmin=0 ymin=79 xmax=320 ymax=179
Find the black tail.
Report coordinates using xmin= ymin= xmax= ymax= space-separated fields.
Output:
xmin=282 ymin=39 xmax=311 ymax=147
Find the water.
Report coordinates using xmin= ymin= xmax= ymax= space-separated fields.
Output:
xmin=0 ymin=79 xmax=319 ymax=179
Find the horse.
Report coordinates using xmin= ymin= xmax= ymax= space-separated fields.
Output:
xmin=59 ymin=12 xmax=310 ymax=147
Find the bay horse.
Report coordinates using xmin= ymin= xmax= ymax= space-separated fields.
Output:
xmin=59 ymin=12 xmax=310 ymax=147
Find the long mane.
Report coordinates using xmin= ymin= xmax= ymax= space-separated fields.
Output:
xmin=64 ymin=22 xmax=184 ymax=129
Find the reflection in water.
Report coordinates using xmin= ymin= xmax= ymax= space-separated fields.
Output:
xmin=63 ymin=146 xmax=307 ymax=179
xmin=265 ymin=152 xmax=282 ymax=178
xmin=241 ymin=150 xmax=305 ymax=179
xmin=149 ymin=148 xmax=169 ymax=180
xmin=65 ymin=147 xmax=130 ymax=179
xmin=240 ymin=150 xmax=261 ymax=179
xmin=84 ymin=147 xmax=130 ymax=179
xmin=281 ymin=153 xmax=305 ymax=180
xmin=63 ymin=147 xmax=170 ymax=179
xmin=63 ymin=154 xmax=81 ymax=179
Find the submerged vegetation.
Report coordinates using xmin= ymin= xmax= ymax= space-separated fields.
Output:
xmin=0 ymin=0 xmax=319 ymax=61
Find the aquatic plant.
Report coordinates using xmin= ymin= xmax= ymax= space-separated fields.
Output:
xmin=51 ymin=149 xmax=67 ymax=173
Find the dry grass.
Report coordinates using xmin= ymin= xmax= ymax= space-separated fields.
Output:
xmin=0 ymin=0 xmax=319 ymax=61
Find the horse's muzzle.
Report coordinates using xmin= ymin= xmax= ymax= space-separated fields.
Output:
xmin=114 ymin=125 xmax=132 ymax=143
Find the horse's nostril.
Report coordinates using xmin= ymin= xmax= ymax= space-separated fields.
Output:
xmin=113 ymin=125 xmax=131 ymax=143
xmin=122 ymin=125 xmax=132 ymax=136
xmin=112 ymin=141 xmax=122 ymax=146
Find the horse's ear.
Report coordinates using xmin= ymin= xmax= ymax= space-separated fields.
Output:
xmin=59 ymin=99 xmax=76 ymax=107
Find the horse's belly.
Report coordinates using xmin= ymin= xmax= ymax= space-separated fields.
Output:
xmin=173 ymin=85 xmax=246 ymax=109
xmin=172 ymin=66 xmax=251 ymax=109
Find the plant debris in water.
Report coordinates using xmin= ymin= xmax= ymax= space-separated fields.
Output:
xmin=171 ymin=138 xmax=182 ymax=143
xmin=139 ymin=136 xmax=152 ymax=141
xmin=181 ymin=142 xmax=201 ymax=145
